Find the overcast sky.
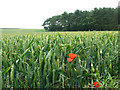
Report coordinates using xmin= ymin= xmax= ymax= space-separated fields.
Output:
xmin=0 ymin=0 xmax=119 ymax=29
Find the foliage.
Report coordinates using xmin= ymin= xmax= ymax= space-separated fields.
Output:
xmin=42 ymin=7 xmax=118 ymax=31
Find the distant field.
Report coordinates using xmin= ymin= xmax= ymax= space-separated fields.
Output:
xmin=1 ymin=29 xmax=45 ymax=33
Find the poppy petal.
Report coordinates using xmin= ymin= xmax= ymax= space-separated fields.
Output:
xmin=93 ymin=81 xmax=97 ymax=85
xmin=69 ymin=53 xmax=77 ymax=59
xmin=95 ymin=85 xmax=99 ymax=87
xmin=67 ymin=58 xmax=73 ymax=62
xmin=97 ymin=84 xmax=101 ymax=86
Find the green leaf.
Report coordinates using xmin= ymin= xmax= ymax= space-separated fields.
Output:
xmin=2 ymin=65 xmax=12 ymax=76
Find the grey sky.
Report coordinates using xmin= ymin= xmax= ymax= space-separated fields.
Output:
xmin=0 ymin=0 xmax=119 ymax=29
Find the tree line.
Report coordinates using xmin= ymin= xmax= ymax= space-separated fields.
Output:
xmin=42 ymin=7 xmax=118 ymax=31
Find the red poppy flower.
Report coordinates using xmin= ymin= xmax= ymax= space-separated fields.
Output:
xmin=67 ymin=58 xmax=73 ymax=62
xmin=67 ymin=53 xmax=77 ymax=62
xmin=93 ymin=81 xmax=97 ymax=85
xmin=69 ymin=53 xmax=77 ymax=59
xmin=93 ymin=81 xmax=101 ymax=88
xmin=95 ymin=85 xmax=99 ymax=87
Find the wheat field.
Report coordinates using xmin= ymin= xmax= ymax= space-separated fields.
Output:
xmin=2 ymin=31 xmax=119 ymax=88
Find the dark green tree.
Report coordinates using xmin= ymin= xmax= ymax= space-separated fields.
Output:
xmin=42 ymin=7 xmax=118 ymax=31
